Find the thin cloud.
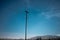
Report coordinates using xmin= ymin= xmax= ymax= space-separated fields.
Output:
xmin=0 ymin=32 xmax=24 ymax=39
xmin=40 ymin=7 xmax=60 ymax=19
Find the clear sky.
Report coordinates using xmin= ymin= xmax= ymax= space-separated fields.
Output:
xmin=0 ymin=0 xmax=60 ymax=39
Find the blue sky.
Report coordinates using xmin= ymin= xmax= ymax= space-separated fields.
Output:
xmin=0 ymin=0 xmax=60 ymax=39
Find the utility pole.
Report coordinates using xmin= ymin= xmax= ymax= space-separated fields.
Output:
xmin=25 ymin=10 xmax=29 ymax=40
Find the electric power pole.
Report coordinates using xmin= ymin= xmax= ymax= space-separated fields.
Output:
xmin=25 ymin=10 xmax=29 ymax=40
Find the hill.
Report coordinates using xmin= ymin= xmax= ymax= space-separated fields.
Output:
xmin=28 ymin=35 xmax=60 ymax=40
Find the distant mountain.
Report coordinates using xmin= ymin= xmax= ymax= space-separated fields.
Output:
xmin=0 ymin=35 xmax=60 ymax=40
xmin=28 ymin=35 xmax=60 ymax=40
